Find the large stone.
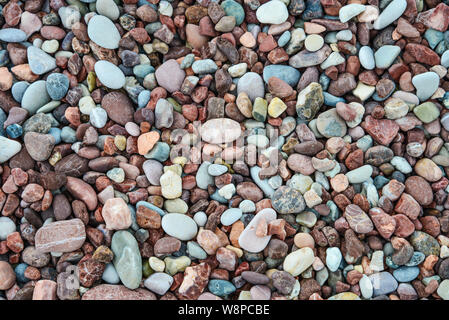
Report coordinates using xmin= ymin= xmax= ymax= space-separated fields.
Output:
xmin=35 ymin=219 xmax=86 ymax=253
xmin=87 ymin=15 xmax=121 ymax=49
xmin=200 ymin=118 xmax=242 ymax=144
xmin=111 ymin=230 xmax=142 ymax=290
xmin=82 ymin=285 xmax=156 ymax=300
xmin=238 ymin=208 xmax=277 ymax=253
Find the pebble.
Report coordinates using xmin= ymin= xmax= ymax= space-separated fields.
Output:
xmin=359 ymin=46 xmax=375 ymax=70
xmin=35 ymin=219 xmax=86 ymax=253
xmin=339 ymin=4 xmax=366 ymax=23
xmin=369 ymin=272 xmax=398 ymax=296
xmin=256 ymin=1 xmax=289 ymax=25
xmin=27 ymin=46 xmax=56 ymax=75
xmin=237 ymin=72 xmax=265 ymax=102
xmin=46 ymin=73 xmax=69 ymax=100
xmin=0 ymin=28 xmax=27 ymax=42
xmin=283 ymin=247 xmax=315 ymax=276
xmin=87 ymin=15 xmax=121 ymax=49
xmin=374 ymin=45 xmax=401 ymax=69
xmin=411 ymin=72 xmax=440 ymax=101
xmin=111 ymin=231 xmax=142 ymax=290
xmin=94 ymin=61 xmax=126 ymax=90
xmin=200 ymin=118 xmax=241 ymax=144
xmin=238 ymin=208 xmax=276 ymax=253
xmin=21 ymin=80 xmax=51 ymax=114
xmin=161 ymin=213 xmax=198 ymax=241
xmin=144 ymin=273 xmax=173 ymax=295
xmin=373 ymin=0 xmax=407 ymax=30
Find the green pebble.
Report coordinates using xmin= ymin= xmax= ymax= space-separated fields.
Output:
xmin=413 ymin=102 xmax=440 ymax=123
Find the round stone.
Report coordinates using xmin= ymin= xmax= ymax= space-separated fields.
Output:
xmin=46 ymin=73 xmax=69 ymax=100
xmin=94 ymin=61 xmax=126 ymax=90
xmin=161 ymin=213 xmax=198 ymax=241
xmin=237 ymin=72 xmax=265 ymax=102
xmin=304 ymin=34 xmax=324 ymax=52
xmin=87 ymin=15 xmax=121 ymax=49
xmin=200 ymin=118 xmax=242 ymax=144
xmin=256 ymin=0 xmax=288 ymax=24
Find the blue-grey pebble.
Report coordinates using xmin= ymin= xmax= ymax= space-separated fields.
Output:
xmin=393 ymin=266 xmax=420 ymax=282
xmin=46 ymin=73 xmax=70 ymax=100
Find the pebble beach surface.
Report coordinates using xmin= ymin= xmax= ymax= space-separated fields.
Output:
xmin=0 ymin=0 xmax=449 ymax=302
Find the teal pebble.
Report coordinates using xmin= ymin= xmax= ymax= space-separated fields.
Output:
xmin=393 ymin=266 xmax=420 ymax=282
xmin=405 ymin=251 xmax=425 ymax=267
xmin=208 ymin=279 xmax=236 ymax=297
xmin=278 ymin=31 xmax=291 ymax=47
xmin=435 ymin=40 xmax=449 ymax=55
xmin=323 ymin=92 xmax=345 ymax=106
xmin=138 ymin=90 xmax=151 ymax=108
xmin=262 ymin=64 xmax=300 ymax=87
xmin=180 ymin=53 xmax=195 ymax=69
xmin=133 ymin=64 xmax=155 ymax=78
xmin=187 ymin=241 xmax=207 ymax=260
xmin=144 ymin=142 xmax=169 ymax=161
xmin=374 ymin=176 xmax=390 ymax=189
xmin=220 ymin=208 xmax=243 ymax=226
xmin=6 ymin=124 xmax=23 ymax=138
xmin=145 ymin=22 xmax=162 ymax=34
xmin=424 ymin=29 xmax=444 ymax=49
xmin=221 ymin=0 xmax=245 ymax=25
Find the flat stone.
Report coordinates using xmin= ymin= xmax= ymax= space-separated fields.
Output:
xmin=94 ymin=60 xmax=125 ymax=90
xmin=87 ymin=15 xmax=121 ymax=49
xmin=0 ymin=136 xmax=21 ymax=163
xmin=411 ymin=72 xmax=439 ymax=102
xmin=339 ymin=4 xmax=366 ymax=23
xmin=35 ymin=219 xmax=86 ymax=253
xmin=237 ymin=72 xmax=265 ymax=102
xmin=161 ymin=213 xmax=198 ymax=241
xmin=374 ymin=45 xmax=401 ymax=69
xmin=238 ymin=208 xmax=277 ymax=253
xmin=200 ymin=118 xmax=241 ymax=144
xmin=373 ymin=0 xmax=407 ymax=30
xmin=369 ymin=272 xmax=398 ymax=296
xmin=21 ymin=80 xmax=51 ymax=114
xmin=111 ymin=230 xmax=142 ymax=290
xmin=82 ymin=285 xmax=155 ymax=300
xmin=27 ymin=46 xmax=56 ymax=75
xmin=256 ymin=1 xmax=288 ymax=24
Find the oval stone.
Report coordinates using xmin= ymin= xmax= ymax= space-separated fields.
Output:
xmin=87 ymin=15 xmax=121 ymax=49
xmin=200 ymin=118 xmax=242 ymax=144
xmin=35 ymin=219 xmax=86 ymax=253
xmin=161 ymin=213 xmax=198 ymax=241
